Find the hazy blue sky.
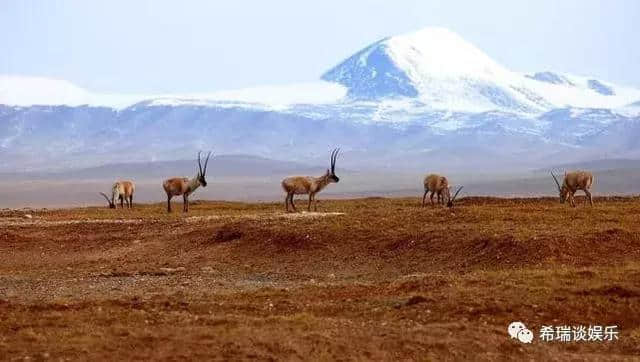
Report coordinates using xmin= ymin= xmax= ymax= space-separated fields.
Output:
xmin=2 ymin=0 xmax=639 ymax=93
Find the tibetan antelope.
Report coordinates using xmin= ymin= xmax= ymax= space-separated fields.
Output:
xmin=281 ymin=148 xmax=340 ymax=212
xmin=163 ymin=151 xmax=211 ymax=213
xmin=99 ymin=181 xmax=135 ymax=209
xmin=422 ymin=174 xmax=450 ymax=206
xmin=551 ymin=170 xmax=594 ymax=207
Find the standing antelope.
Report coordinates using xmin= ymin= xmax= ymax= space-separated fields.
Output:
xmin=100 ymin=181 xmax=135 ymax=209
xmin=422 ymin=174 xmax=450 ymax=206
xmin=163 ymin=151 xmax=211 ymax=213
xmin=281 ymin=148 xmax=341 ymax=212
xmin=551 ymin=170 xmax=594 ymax=207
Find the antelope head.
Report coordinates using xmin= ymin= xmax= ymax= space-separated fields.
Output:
xmin=99 ymin=192 xmax=116 ymax=209
xmin=551 ymin=171 xmax=568 ymax=203
xmin=327 ymin=148 xmax=340 ymax=183
xmin=197 ymin=151 xmax=212 ymax=187
xmin=447 ymin=186 xmax=463 ymax=208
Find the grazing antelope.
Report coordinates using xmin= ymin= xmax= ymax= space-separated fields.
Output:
xmin=281 ymin=148 xmax=340 ymax=212
xmin=163 ymin=151 xmax=211 ymax=213
xmin=551 ymin=170 xmax=594 ymax=207
xmin=99 ymin=181 xmax=135 ymax=209
xmin=422 ymin=174 xmax=450 ymax=206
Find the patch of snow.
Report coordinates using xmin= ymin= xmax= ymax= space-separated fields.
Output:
xmin=385 ymin=27 xmax=510 ymax=82
xmin=0 ymin=75 xmax=92 ymax=107
xmin=147 ymin=81 xmax=347 ymax=110
xmin=0 ymin=75 xmax=346 ymax=110
xmin=520 ymin=72 xmax=640 ymax=110
xmin=614 ymin=100 xmax=640 ymax=117
xmin=0 ymin=75 xmax=155 ymax=108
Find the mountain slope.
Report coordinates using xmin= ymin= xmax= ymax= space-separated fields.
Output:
xmin=0 ymin=155 xmax=325 ymax=181
xmin=1 ymin=103 xmax=639 ymax=173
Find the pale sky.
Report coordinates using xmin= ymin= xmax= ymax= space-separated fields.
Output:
xmin=1 ymin=0 xmax=639 ymax=93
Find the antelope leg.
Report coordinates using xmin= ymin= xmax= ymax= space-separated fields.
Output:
xmin=585 ymin=190 xmax=593 ymax=206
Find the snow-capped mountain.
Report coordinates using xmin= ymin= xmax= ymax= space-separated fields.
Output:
xmin=1 ymin=27 xmax=640 ymax=172
xmin=322 ymin=27 xmax=640 ymax=113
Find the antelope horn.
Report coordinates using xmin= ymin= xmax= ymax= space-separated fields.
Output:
xmin=451 ymin=186 xmax=463 ymax=203
xmin=551 ymin=171 xmax=561 ymax=192
xmin=197 ymin=151 xmax=203 ymax=175
xmin=203 ymin=151 xmax=212 ymax=175
xmin=331 ymin=148 xmax=340 ymax=173
xmin=99 ymin=192 xmax=112 ymax=205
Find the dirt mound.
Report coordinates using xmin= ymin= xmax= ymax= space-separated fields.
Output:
xmin=213 ymin=227 xmax=244 ymax=243
xmin=0 ymin=231 xmax=38 ymax=245
xmin=576 ymin=285 xmax=640 ymax=298
xmin=76 ymin=197 xmax=640 ymax=274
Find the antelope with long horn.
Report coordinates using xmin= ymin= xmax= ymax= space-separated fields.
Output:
xmin=99 ymin=181 xmax=135 ymax=209
xmin=281 ymin=148 xmax=341 ymax=212
xmin=163 ymin=151 xmax=212 ymax=213
xmin=551 ymin=170 xmax=594 ymax=207
xmin=422 ymin=174 xmax=450 ymax=206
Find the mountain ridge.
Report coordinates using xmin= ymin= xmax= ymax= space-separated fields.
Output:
xmin=1 ymin=27 xmax=640 ymax=172
xmin=3 ymin=28 xmax=639 ymax=114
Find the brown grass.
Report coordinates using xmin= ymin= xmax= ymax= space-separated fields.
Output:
xmin=1 ymin=196 xmax=640 ymax=360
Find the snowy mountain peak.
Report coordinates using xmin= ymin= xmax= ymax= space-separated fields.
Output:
xmin=322 ymin=27 xmax=512 ymax=103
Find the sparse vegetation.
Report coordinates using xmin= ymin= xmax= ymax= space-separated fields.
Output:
xmin=1 ymin=197 xmax=639 ymax=360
